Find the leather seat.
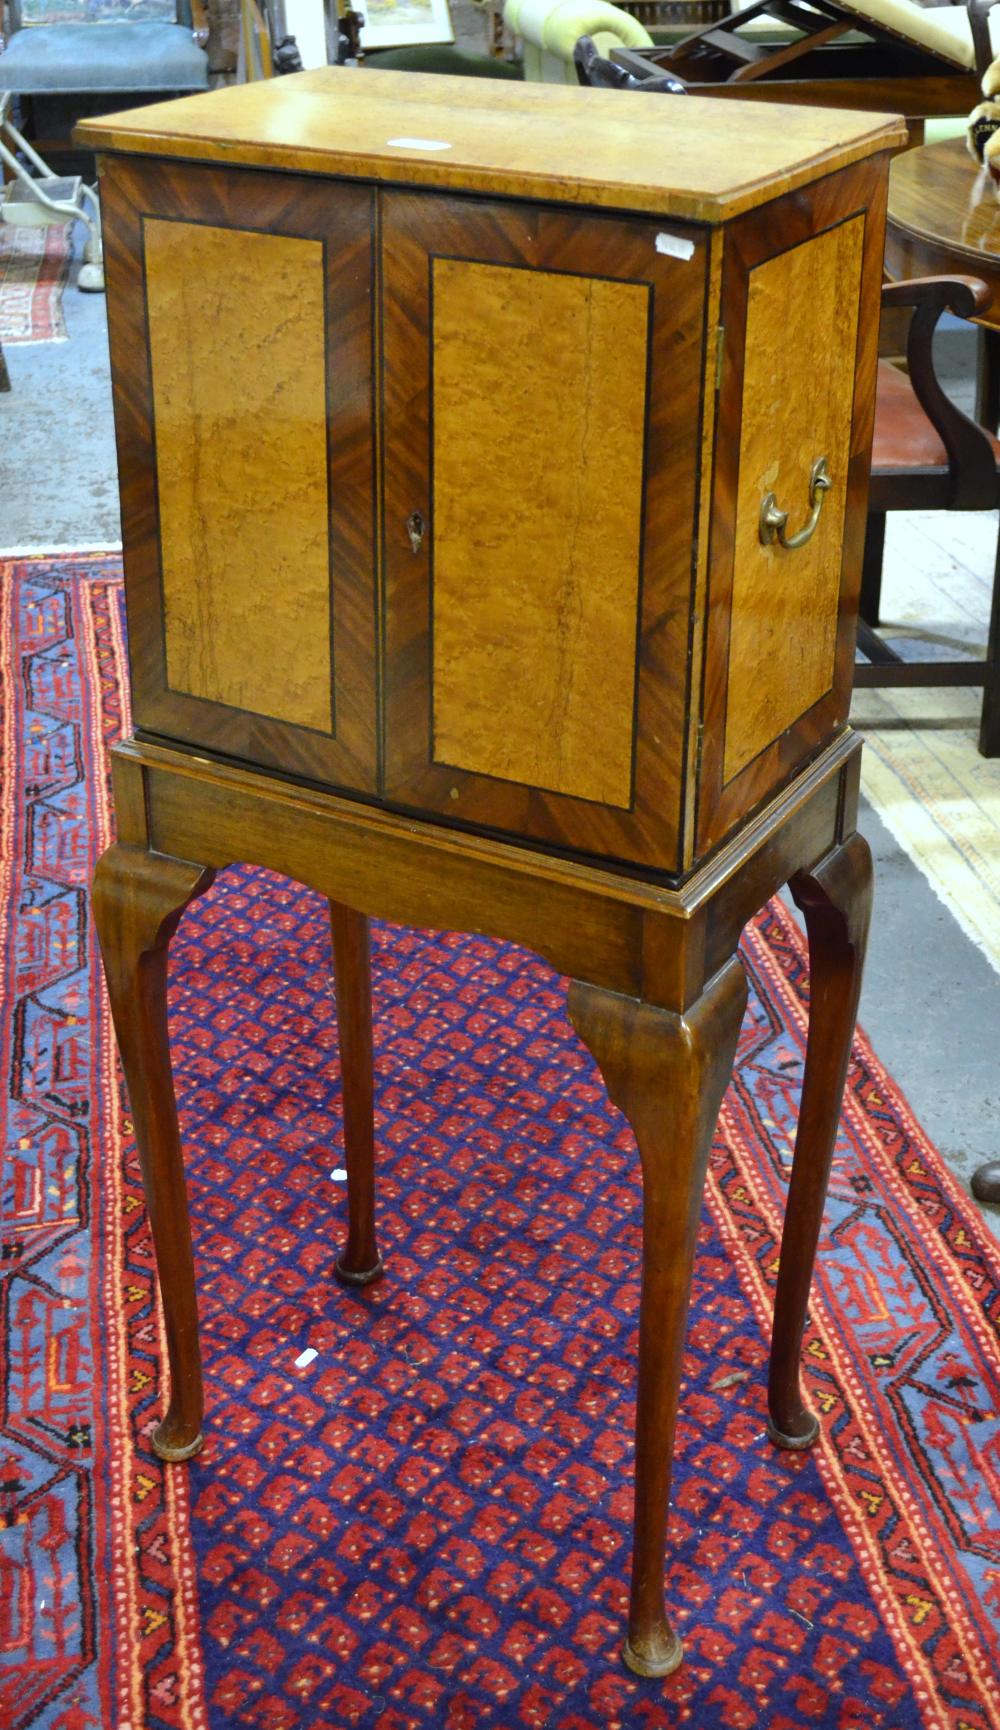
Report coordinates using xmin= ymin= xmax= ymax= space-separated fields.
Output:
xmin=872 ymin=356 xmax=1000 ymax=472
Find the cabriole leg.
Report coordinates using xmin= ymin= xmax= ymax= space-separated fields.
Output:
xmin=569 ymin=958 xmax=748 ymax=1678
xmin=91 ymin=843 xmax=215 ymax=1462
xmin=768 ymin=831 xmax=873 ymax=1449
xmin=329 ymin=902 xmax=383 ymax=1286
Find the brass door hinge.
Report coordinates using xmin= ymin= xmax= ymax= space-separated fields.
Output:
xmin=714 ymin=325 xmax=725 ymax=393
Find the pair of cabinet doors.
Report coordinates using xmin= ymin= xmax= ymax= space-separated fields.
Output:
xmin=102 ymin=155 xmax=876 ymax=876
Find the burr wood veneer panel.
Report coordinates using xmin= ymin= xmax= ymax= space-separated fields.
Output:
xmin=431 ymin=258 xmax=648 ymax=807
xmin=695 ymin=157 xmax=887 ymax=859
xmin=144 ymin=218 xmax=332 ymax=732
xmin=723 ymin=217 xmax=864 ymax=782
xmin=380 ymin=189 xmax=709 ymax=872
xmin=101 ymin=157 xmax=377 ymax=791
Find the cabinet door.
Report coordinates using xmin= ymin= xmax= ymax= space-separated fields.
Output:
xmin=380 ymin=190 xmax=708 ymax=873
xmin=696 ymin=160 xmax=886 ymax=854
xmin=101 ymin=156 xmax=378 ymax=791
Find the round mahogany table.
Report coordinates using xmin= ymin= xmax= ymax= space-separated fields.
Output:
xmin=886 ymin=135 xmax=1000 ymax=1207
xmin=886 ymin=134 xmax=1000 ymax=330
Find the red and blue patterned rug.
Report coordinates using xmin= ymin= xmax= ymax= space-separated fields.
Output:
xmin=0 ymin=225 xmax=71 ymax=345
xmin=2 ymin=552 xmax=999 ymax=1730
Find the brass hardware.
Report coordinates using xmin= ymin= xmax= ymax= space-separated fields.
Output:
xmin=714 ymin=325 xmax=725 ymax=392
xmin=759 ymin=456 xmax=831 ymax=551
xmin=406 ymin=510 xmax=425 ymax=554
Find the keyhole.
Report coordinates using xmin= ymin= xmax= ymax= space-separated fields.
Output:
xmin=407 ymin=511 xmax=425 ymax=554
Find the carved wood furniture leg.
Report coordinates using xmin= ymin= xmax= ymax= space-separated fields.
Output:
xmin=91 ymin=843 xmax=215 ymax=1462
xmin=970 ymin=1160 xmax=1000 ymax=1203
xmin=768 ymin=831 xmax=874 ymax=1450
xmin=329 ymin=901 xmax=383 ymax=1286
xmin=976 ymin=326 xmax=1000 ymax=436
xmin=569 ymin=958 xmax=748 ymax=1679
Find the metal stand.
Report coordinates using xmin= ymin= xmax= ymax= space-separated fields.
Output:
xmin=0 ymin=91 xmax=104 ymax=292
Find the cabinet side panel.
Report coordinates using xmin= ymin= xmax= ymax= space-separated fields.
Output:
xmin=144 ymin=218 xmax=332 ymax=732
xmin=431 ymin=259 xmax=648 ymax=809
xmin=695 ymin=154 xmax=889 ymax=859
xmin=723 ymin=216 xmax=863 ymax=782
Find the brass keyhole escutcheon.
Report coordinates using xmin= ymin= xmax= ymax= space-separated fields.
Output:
xmin=759 ymin=456 xmax=831 ymax=551
xmin=407 ymin=510 xmax=426 ymax=554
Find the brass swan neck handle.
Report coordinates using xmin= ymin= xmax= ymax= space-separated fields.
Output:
xmin=759 ymin=456 xmax=831 ymax=551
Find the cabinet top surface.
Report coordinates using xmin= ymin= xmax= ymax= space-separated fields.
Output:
xmin=77 ymin=67 xmax=904 ymax=223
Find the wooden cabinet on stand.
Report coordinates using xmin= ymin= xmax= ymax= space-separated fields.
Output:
xmin=78 ymin=72 xmax=904 ymax=1678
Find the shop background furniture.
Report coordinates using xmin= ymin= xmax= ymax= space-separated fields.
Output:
xmin=504 ymin=0 xmax=653 ymax=79
xmin=883 ymin=135 xmax=1000 ymax=752
xmin=857 ymin=272 xmax=1000 ymax=756
xmin=79 ymin=70 xmax=904 ymax=1678
xmin=574 ymin=31 xmax=688 ymax=84
xmin=0 ymin=88 xmax=105 ymax=289
xmin=886 ymin=129 xmax=1000 ymax=279
xmin=621 ymin=0 xmax=729 ymax=22
xmin=0 ymin=0 xmax=209 ymax=99
xmin=365 ymin=42 xmax=524 ymax=74
xmin=0 ymin=0 xmax=208 ymax=172
xmin=610 ymin=0 xmax=1000 ymax=129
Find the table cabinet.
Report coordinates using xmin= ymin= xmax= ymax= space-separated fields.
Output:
xmin=101 ymin=97 xmax=890 ymax=876
xmin=81 ymin=72 xmax=904 ymax=1679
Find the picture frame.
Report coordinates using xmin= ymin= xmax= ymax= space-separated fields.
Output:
xmin=359 ymin=0 xmax=455 ymax=52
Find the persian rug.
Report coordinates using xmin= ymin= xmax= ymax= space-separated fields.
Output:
xmin=0 ymin=224 xmax=71 ymax=345
xmin=2 ymin=552 xmax=999 ymax=1730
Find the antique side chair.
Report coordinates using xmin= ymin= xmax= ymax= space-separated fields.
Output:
xmin=856 ymin=274 xmax=1000 ymax=757
xmin=0 ymin=2 xmax=208 ymax=287
xmin=0 ymin=0 xmax=209 ymax=118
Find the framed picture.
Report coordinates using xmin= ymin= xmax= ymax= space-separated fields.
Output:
xmin=359 ymin=0 xmax=455 ymax=51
